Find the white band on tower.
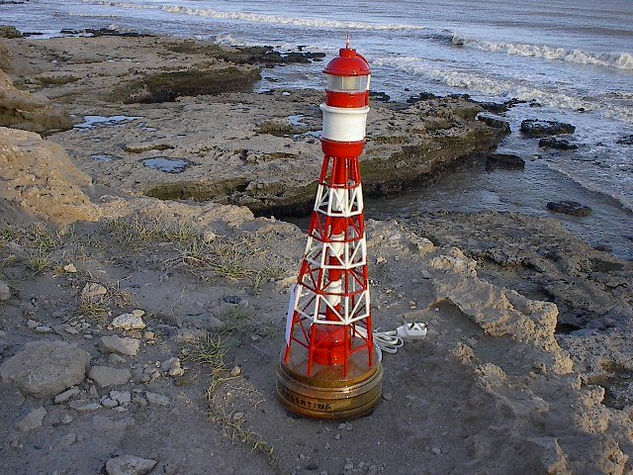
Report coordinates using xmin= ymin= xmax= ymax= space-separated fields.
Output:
xmin=320 ymin=104 xmax=370 ymax=142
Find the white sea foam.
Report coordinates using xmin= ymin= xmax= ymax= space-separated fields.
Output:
xmin=373 ymin=56 xmax=633 ymax=123
xmin=452 ymin=34 xmax=633 ymax=71
xmin=80 ymin=0 xmax=426 ymax=31
xmin=214 ymin=33 xmax=326 ymax=54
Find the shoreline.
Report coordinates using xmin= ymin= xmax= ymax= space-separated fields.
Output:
xmin=1 ymin=27 xmax=633 ymax=473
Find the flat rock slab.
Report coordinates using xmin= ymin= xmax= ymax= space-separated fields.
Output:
xmin=0 ymin=340 xmax=92 ymax=398
xmin=105 ymin=455 xmax=157 ymax=475
xmin=99 ymin=335 xmax=140 ymax=356
xmin=89 ymin=366 xmax=131 ymax=387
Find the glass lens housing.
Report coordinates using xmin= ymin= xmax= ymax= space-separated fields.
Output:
xmin=326 ymin=74 xmax=369 ymax=92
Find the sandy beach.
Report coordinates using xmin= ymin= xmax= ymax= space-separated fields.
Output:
xmin=1 ymin=28 xmax=633 ymax=474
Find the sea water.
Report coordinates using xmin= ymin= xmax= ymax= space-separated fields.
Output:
xmin=4 ymin=0 xmax=632 ymax=255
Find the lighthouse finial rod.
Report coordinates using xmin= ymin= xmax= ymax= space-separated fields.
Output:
xmin=346 ymin=34 xmax=350 ymax=49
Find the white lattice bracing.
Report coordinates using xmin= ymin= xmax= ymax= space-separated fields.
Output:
xmin=291 ymin=179 xmax=371 ymax=327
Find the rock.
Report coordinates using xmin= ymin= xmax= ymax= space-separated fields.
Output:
xmin=60 ymin=413 xmax=73 ymax=424
xmin=520 ymin=119 xmax=575 ymax=137
xmin=110 ymin=66 xmax=261 ymax=103
xmin=81 ymin=283 xmax=107 ymax=303
xmin=54 ymin=386 xmax=80 ymax=403
xmin=230 ymin=365 xmax=241 ymax=377
xmin=105 ymin=455 xmax=157 ymax=475
xmin=486 ymin=153 xmax=525 ymax=171
xmin=0 ymin=26 xmax=21 ymax=38
xmin=59 ymin=432 xmax=77 ymax=447
xmin=111 ymin=313 xmax=146 ymax=331
xmin=0 ymin=70 xmax=72 ymax=133
xmin=89 ymin=366 xmax=131 ymax=387
xmin=182 ymin=314 xmax=225 ymax=332
xmin=99 ymin=335 xmax=140 ymax=356
xmin=68 ymin=399 xmax=102 ymax=412
xmin=0 ymin=280 xmax=10 ymax=301
xmin=108 ymin=353 xmax=127 ymax=364
xmin=110 ymin=390 xmax=131 ymax=406
xmin=161 ymin=357 xmax=183 ymax=377
xmin=63 ymin=263 xmax=78 ymax=273
xmin=131 ymin=309 xmax=145 ymax=318
xmin=0 ymin=128 xmax=97 ymax=225
xmin=145 ymin=391 xmax=170 ymax=407
xmin=546 ymin=201 xmax=592 ymax=217
xmin=27 ymin=319 xmax=39 ymax=329
xmin=477 ymin=115 xmax=511 ymax=133
xmin=431 ymin=447 xmax=442 ymax=455
xmin=538 ymin=137 xmax=578 ymax=150
xmin=173 ymin=328 xmax=207 ymax=344
xmin=0 ymin=340 xmax=91 ymax=398
xmin=17 ymin=406 xmax=46 ymax=431
xmin=100 ymin=396 xmax=118 ymax=408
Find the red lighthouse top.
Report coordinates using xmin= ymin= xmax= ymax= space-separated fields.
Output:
xmin=323 ymin=38 xmax=370 ymax=76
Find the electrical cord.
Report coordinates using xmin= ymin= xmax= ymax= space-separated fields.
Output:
xmin=356 ymin=322 xmax=428 ymax=362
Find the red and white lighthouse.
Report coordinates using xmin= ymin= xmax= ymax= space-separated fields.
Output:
xmin=277 ymin=39 xmax=383 ymax=419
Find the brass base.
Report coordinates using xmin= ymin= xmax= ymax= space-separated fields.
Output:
xmin=276 ymin=344 xmax=383 ymax=419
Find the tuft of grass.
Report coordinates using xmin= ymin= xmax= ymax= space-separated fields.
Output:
xmin=78 ymin=302 xmax=110 ymax=322
xmin=207 ymin=403 xmax=276 ymax=461
xmin=252 ymin=264 xmax=286 ymax=292
xmin=26 ymin=251 xmax=54 ymax=275
xmin=187 ymin=335 xmax=277 ymax=464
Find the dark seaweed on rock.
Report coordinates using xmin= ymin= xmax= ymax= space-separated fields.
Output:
xmin=111 ymin=66 xmax=261 ymax=103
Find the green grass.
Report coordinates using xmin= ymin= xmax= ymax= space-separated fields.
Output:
xmin=188 ymin=335 xmax=276 ymax=463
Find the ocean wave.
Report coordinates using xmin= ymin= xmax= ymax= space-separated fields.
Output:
xmin=80 ymin=0 xmax=426 ymax=31
xmin=544 ymin=161 xmax=633 ymax=213
xmin=214 ymin=33 xmax=326 ymax=54
xmin=451 ymin=34 xmax=633 ymax=71
xmin=372 ymin=56 xmax=633 ymax=123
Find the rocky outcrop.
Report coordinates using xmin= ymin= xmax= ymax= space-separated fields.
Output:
xmin=539 ymin=136 xmax=578 ymax=150
xmin=547 ymin=200 xmax=591 ymax=216
xmin=0 ymin=69 xmax=72 ymax=133
xmin=111 ymin=66 xmax=261 ymax=103
xmin=0 ymin=127 xmax=98 ymax=224
xmin=486 ymin=153 xmax=525 ymax=171
xmin=520 ymin=119 xmax=575 ymax=137
xmin=0 ymin=26 xmax=21 ymax=39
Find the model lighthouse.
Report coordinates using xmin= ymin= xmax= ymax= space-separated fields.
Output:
xmin=276 ymin=40 xmax=383 ymax=419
